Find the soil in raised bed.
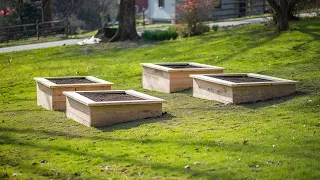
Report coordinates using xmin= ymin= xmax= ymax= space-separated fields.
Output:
xmin=159 ymin=64 xmax=204 ymax=69
xmin=79 ymin=92 xmax=145 ymax=102
xmin=207 ymin=75 xmax=273 ymax=83
xmin=47 ymin=77 xmax=96 ymax=84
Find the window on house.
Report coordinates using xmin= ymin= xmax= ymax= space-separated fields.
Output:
xmin=159 ymin=0 xmax=164 ymax=8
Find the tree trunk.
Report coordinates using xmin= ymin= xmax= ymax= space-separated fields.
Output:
xmin=110 ymin=0 xmax=139 ymax=42
xmin=71 ymin=0 xmax=75 ymax=14
xmin=41 ymin=0 xmax=52 ymax=22
xmin=267 ymin=0 xmax=289 ymax=32
xmin=278 ymin=0 xmax=289 ymax=31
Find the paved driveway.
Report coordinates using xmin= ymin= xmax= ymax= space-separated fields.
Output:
xmin=210 ymin=17 xmax=272 ymax=27
xmin=0 ymin=38 xmax=87 ymax=54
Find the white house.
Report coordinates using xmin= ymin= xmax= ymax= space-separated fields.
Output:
xmin=148 ymin=0 xmax=176 ymax=24
xmin=148 ymin=0 xmax=268 ymax=24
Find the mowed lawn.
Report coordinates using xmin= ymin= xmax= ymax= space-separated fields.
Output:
xmin=0 ymin=18 xmax=319 ymax=179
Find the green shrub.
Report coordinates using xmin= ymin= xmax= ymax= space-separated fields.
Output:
xmin=175 ymin=23 xmax=210 ymax=37
xmin=199 ymin=24 xmax=210 ymax=33
xmin=142 ymin=29 xmax=178 ymax=41
xmin=175 ymin=24 xmax=189 ymax=37
xmin=176 ymin=0 xmax=216 ymax=36
xmin=212 ymin=24 xmax=219 ymax=31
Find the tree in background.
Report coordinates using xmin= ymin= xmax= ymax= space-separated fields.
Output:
xmin=99 ymin=0 xmax=116 ymax=27
xmin=110 ymin=0 xmax=139 ymax=41
xmin=41 ymin=0 xmax=52 ymax=22
xmin=289 ymin=0 xmax=320 ymax=19
xmin=176 ymin=0 xmax=217 ymax=37
xmin=0 ymin=0 xmax=42 ymax=26
xmin=1 ymin=0 xmax=116 ymax=31
xmin=268 ymin=0 xmax=320 ymax=32
xmin=0 ymin=0 xmax=51 ymax=25
xmin=52 ymin=0 xmax=116 ymax=32
xmin=267 ymin=0 xmax=289 ymax=31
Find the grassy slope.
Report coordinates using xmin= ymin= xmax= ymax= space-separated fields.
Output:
xmin=0 ymin=18 xmax=319 ymax=179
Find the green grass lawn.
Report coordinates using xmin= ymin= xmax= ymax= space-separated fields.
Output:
xmin=0 ymin=18 xmax=319 ymax=179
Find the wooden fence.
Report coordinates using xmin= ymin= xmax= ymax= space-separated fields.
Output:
xmin=210 ymin=1 xmax=271 ymax=20
xmin=0 ymin=19 xmax=69 ymax=42
xmin=209 ymin=0 xmax=319 ymax=20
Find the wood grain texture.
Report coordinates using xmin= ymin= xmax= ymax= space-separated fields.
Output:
xmin=192 ymin=78 xmax=296 ymax=104
xmin=66 ymin=98 xmax=92 ymax=126
xmin=90 ymin=103 xmax=162 ymax=127
xmin=36 ymin=81 xmax=112 ymax=110
xmin=192 ymin=79 xmax=233 ymax=103
xmin=65 ymin=95 xmax=163 ymax=127
xmin=36 ymin=82 xmax=53 ymax=110
xmin=142 ymin=66 xmax=171 ymax=93
xmin=142 ymin=66 xmax=224 ymax=93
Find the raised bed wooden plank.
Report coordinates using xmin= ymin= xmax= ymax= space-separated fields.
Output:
xmin=141 ymin=62 xmax=225 ymax=93
xmin=64 ymin=90 xmax=166 ymax=127
xmin=191 ymin=73 xmax=297 ymax=104
xmin=35 ymin=76 xmax=113 ymax=110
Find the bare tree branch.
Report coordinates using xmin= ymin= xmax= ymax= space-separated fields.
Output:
xmin=267 ymin=0 xmax=281 ymax=14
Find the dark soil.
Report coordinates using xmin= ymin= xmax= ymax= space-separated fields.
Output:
xmin=95 ymin=27 xmax=117 ymax=41
xmin=79 ymin=92 xmax=145 ymax=102
xmin=158 ymin=64 xmax=203 ymax=69
xmin=47 ymin=77 xmax=96 ymax=84
xmin=207 ymin=75 xmax=273 ymax=83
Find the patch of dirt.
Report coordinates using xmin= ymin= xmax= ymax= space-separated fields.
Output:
xmin=207 ymin=75 xmax=272 ymax=83
xmin=159 ymin=64 xmax=203 ymax=69
xmin=93 ymin=40 xmax=154 ymax=48
xmin=78 ymin=40 xmax=156 ymax=54
xmin=47 ymin=77 xmax=96 ymax=84
xmin=79 ymin=92 xmax=145 ymax=102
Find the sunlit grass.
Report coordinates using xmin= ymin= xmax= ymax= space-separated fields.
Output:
xmin=0 ymin=18 xmax=319 ymax=179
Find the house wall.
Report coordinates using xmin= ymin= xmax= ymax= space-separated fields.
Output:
xmin=213 ymin=0 xmax=237 ymax=19
xmin=148 ymin=0 xmax=267 ymax=23
xmin=249 ymin=0 xmax=267 ymax=15
xmin=148 ymin=0 xmax=176 ymax=23
xmin=211 ymin=0 xmax=267 ymax=19
xmin=136 ymin=0 xmax=148 ymax=12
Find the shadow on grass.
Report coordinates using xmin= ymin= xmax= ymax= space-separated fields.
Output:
xmin=1 ymin=126 xmax=319 ymax=179
xmin=295 ymin=17 xmax=320 ymax=38
xmin=216 ymin=30 xmax=280 ymax=65
xmin=240 ymin=91 xmax=307 ymax=109
xmin=0 ymin=155 xmax=73 ymax=179
xmin=0 ymin=133 xmax=234 ymax=179
xmin=0 ymin=109 xmax=47 ymax=113
xmin=171 ymin=89 xmax=309 ymax=111
xmin=174 ymin=88 xmax=193 ymax=96
xmin=98 ymin=112 xmax=176 ymax=132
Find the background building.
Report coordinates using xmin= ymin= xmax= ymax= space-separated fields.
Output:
xmin=148 ymin=0 xmax=269 ymax=24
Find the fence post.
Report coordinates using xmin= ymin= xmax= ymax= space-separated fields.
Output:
xmin=36 ymin=20 xmax=39 ymax=40
xmin=65 ymin=17 xmax=69 ymax=38
xmin=142 ymin=7 xmax=145 ymax=28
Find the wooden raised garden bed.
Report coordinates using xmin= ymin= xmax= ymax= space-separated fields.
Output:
xmin=63 ymin=90 xmax=166 ymax=127
xmin=34 ymin=76 xmax=113 ymax=110
xmin=190 ymin=73 xmax=297 ymax=104
xmin=141 ymin=62 xmax=225 ymax=93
